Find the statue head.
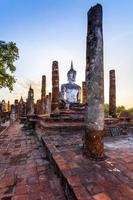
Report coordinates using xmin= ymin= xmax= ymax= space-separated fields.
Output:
xmin=67 ymin=61 xmax=76 ymax=83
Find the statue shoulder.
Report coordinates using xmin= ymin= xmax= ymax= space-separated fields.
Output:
xmin=73 ymin=83 xmax=81 ymax=89
xmin=61 ymin=83 xmax=68 ymax=90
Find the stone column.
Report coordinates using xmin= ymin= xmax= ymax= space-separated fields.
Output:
xmin=82 ymin=81 xmax=87 ymax=104
xmin=84 ymin=4 xmax=104 ymax=160
xmin=109 ymin=70 xmax=116 ymax=117
xmin=41 ymin=75 xmax=46 ymax=114
xmin=51 ymin=61 xmax=60 ymax=113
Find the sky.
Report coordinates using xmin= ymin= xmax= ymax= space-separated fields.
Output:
xmin=0 ymin=0 xmax=133 ymax=108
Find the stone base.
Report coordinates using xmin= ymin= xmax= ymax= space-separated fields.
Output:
xmin=50 ymin=107 xmax=60 ymax=117
xmin=84 ymin=129 xmax=105 ymax=161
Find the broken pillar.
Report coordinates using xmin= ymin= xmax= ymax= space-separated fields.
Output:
xmin=84 ymin=4 xmax=105 ymax=160
xmin=41 ymin=75 xmax=46 ymax=114
xmin=109 ymin=70 xmax=116 ymax=117
xmin=51 ymin=61 xmax=60 ymax=113
xmin=82 ymin=81 xmax=87 ymax=104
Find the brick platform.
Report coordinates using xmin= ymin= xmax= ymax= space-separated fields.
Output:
xmin=0 ymin=122 xmax=65 ymax=200
xmin=41 ymin=129 xmax=133 ymax=200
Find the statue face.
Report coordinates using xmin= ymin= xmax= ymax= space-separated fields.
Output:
xmin=68 ymin=72 xmax=76 ymax=83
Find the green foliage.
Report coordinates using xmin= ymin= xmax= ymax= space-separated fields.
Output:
xmin=116 ymin=106 xmax=126 ymax=115
xmin=128 ymin=107 xmax=133 ymax=113
xmin=104 ymin=103 xmax=133 ymax=116
xmin=0 ymin=41 xmax=19 ymax=91
xmin=104 ymin=103 xmax=109 ymax=114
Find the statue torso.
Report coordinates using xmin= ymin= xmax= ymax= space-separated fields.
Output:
xmin=60 ymin=62 xmax=81 ymax=104
xmin=61 ymin=83 xmax=81 ymax=103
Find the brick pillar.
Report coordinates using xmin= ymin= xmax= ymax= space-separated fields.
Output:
xmin=84 ymin=4 xmax=105 ymax=160
xmin=109 ymin=70 xmax=116 ymax=117
xmin=82 ymin=81 xmax=87 ymax=104
xmin=51 ymin=61 xmax=60 ymax=113
xmin=41 ymin=75 xmax=46 ymax=114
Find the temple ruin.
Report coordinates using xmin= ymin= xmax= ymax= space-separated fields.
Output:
xmin=0 ymin=3 xmax=133 ymax=200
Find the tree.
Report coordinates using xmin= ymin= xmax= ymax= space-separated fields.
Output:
xmin=0 ymin=41 xmax=19 ymax=91
xmin=116 ymin=106 xmax=126 ymax=115
xmin=104 ymin=103 xmax=109 ymax=114
xmin=128 ymin=107 xmax=133 ymax=113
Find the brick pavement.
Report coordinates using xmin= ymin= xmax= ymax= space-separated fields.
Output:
xmin=42 ymin=129 xmax=133 ymax=200
xmin=0 ymin=122 xmax=65 ymax=200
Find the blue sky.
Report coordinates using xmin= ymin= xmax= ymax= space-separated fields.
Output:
xmin=0 ymin=0 xmax=133 ymax=108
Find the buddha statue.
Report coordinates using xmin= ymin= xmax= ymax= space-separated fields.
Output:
xmin=61 ymin=61 xmax=81 ymax=108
